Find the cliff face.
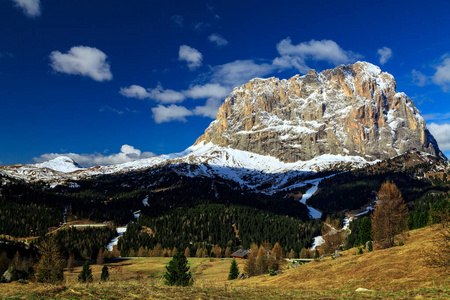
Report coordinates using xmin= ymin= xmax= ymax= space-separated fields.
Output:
xmin=195 ymin=61 xmax=444 ymax=162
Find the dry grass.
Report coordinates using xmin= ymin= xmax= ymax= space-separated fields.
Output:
xmin=233 ymin=224 xmax=449 ymax=291
xmin=1 ymin=225 xmax=449 ymax=299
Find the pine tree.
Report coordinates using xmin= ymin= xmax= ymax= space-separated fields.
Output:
xmin=357 ymin=216 xmax=373 ymax=246
xmin=372 ymin=181 xmax=408 ymax=248
xmin=35 ymin=238 xmax=65 ymax=283
xmin=78 ymin=260 xmax=93 ymax=283
xmin=228 ymin=259 xmax=239 ymax=280
xmin=100 ymin=265 xmax=109 ymax=281
xmin=163 ymin=252 xmax=193 ymax=286
xmin=184 ymin=247 xmax=190 ymax=258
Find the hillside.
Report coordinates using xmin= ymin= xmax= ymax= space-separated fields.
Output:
xmin=1 ymin=225 xmax=448 ymax=299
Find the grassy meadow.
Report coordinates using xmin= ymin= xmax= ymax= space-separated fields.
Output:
xmin=1 ymin=225 xmax=449 ymax=299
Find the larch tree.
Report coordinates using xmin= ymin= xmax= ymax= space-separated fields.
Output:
xmin=96 ymin=248 xmax=105 ymax=265
xmin=269 ymin=242 xmax=284 ymax=271
xmin=244 ymin=243 xmax=258 ymax=277
xmin=35 ymin=238 xmax=65 ymax=283
xmin=255 ymin=245 xmax=268 ymax=275
xmin=184 ymin=247 xmax=190 ymax=258
xmin=372 ymin=181 xmax=408 ymax=248
xmin=322 ymin=224 xmax=344 ymax=254
xmin=225 ymin=246 xmax=232 ymax=258
xmin=67 ymin=253 xmax=76 ymax=272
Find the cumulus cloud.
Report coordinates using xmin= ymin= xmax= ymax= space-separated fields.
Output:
xmin=428 ymin=123 xmax=450 ymax=151
xmin=179 ymin=45 xmax=203 ymax=70
xmin=120 ymin=84 xmax=185 ymax=103
xmin=171 ymin=15 xmax=184 ymax=27
xmin=152 ymin=104 xmax=193 ymax=123
xmin=273 ymin=38 xmax=362 ymax=73
xmin=50 ymin=46 xmax=112 ymax=81
xmin=184 ymin=83 xmax=229 ymax=99
xmin=412 ymin=70 xmax=428 ymax=87
xmin=377 ymin=47 xmax=393 ymax=65
xmin=33 ymin=144 xmax=156 ymax=167
xmin=12 ymin=0 xmax=41 ymax=17
xmin=211 ymin=59 xmax=276 ymax=87
xmin=119 ymin=85 xmax=149 ymax=99
xmin=208 ymin=34 xmax=229 ymax=47
xmin=433 ymin=57 xmax=450 ymax=91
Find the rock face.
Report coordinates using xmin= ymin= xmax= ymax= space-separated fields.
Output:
xmin=196 ymin=61 xmax=445 ymax=162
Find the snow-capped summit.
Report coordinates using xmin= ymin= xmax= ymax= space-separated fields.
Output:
xmin=33 ymin=156 xmax=83 ymax=173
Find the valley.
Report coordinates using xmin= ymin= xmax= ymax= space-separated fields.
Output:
xmin=1 ymin=62 xmax=449 ymax=298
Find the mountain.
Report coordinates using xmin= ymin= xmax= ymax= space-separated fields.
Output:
xmin=0 ymin=62 xmax=446 ymax=187
xmin=196 ymin=61 xmax=444 ymax=162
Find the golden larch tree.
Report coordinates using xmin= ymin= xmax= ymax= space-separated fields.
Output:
xmin=372 ymin=181 xmax=408 ymax=248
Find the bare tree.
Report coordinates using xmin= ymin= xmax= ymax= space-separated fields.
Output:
xmin=372 ymin=181 xmax=408 ymax=248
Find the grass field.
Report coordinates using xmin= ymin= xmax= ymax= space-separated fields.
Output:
xmin=1 ymin=225 xmax=449 ymax=299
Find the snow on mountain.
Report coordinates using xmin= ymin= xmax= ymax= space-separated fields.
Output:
xmin=0 ymin=142 xmax=372 ymax=193
xmin=34 ymin=156 xmax=82 ymax=173
xmin=1 ymin=61 xmax=444 ymax=191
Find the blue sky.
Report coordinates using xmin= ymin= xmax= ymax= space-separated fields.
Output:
xmin=1 ymin=0 xmax=449 ymax=166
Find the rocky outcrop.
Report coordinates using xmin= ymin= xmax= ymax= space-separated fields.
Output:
xmin=195 ymin=61 xmax=445 ymax=162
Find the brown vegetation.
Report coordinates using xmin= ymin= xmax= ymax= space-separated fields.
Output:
xmin=372 ymin=181 xmax=408 ymax=248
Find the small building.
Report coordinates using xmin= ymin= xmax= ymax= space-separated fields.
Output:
xmin=230 ymin=249 xmax=250 ymax=259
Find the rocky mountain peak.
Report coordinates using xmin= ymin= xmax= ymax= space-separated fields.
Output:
xmin=195 ymin=61 xmax=445 ymax=162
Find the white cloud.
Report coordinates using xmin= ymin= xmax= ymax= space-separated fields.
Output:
xmin=273 ymin=38 xmax=362 ymax=73
xmin=171 ymin=15 xmax=184 ymax=27
xmin=12 ymin=0 xmax=41 ymax=17
xmin=377 ymin=47 xmax=393 ymax=65
xmin=211 ymin=59 xmax=276 ymax=87
xmin=412 ymin=70 xmax=428 ymax=87
xmin=152 ymin=104 xmax=193 ymax=123
xmin=184 ymin=83 xmax=229 ymax=99
xmin=193 ymin=98 xmax=222 ymax=118
xmin=147 ymin=84 xmax=186 ymax=103
xmin=50 ymin=46 xmax=112 ymax=81
xmin=208 ymin=34 xmax=229 ymax=47
xmin=119 ymin=85 xmax=150 ymax=99
xmin=428 ymin=123 xmax=450 ymax=151
xmin=432 ymin=57 xmax=450 ymax=91
xmin=33 ymin=144 xmax=156 ymax=167
xmin=179 ymin=45 xmax=203 ymax=70
xmin=120 ymin=84 xmax=185 ymax=103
